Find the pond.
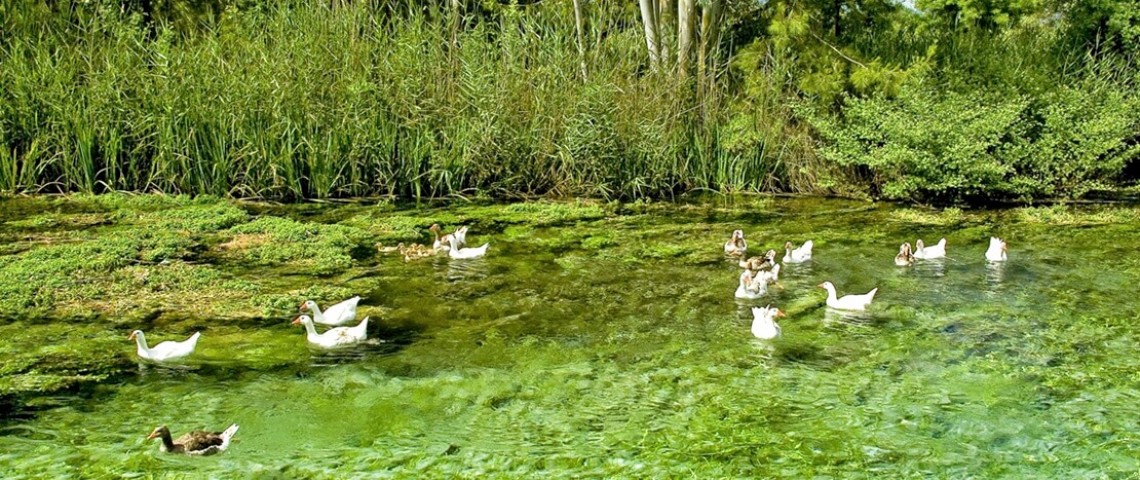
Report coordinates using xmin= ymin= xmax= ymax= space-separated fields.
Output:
xmin=0 ymin=195 xmax=1138 ymax=477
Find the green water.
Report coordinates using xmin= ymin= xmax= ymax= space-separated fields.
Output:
xmin=2 ymin=197 xmax=1140 ymax=478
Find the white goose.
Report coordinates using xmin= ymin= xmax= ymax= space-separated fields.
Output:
xmin=430 ymin=224 xmax=468 ymax=251
xmin=783 ymin=240 xmax=813 ymax=263
xmin=735 ymin=270 xmax=766 ymax=299
xmin=985 ymin=237 xmax=1007 ymax=262
xmin=750 ymin=306 xmax=784 ymax=340
xmin=818 ymin=281 xmax=877 ymax=311
xmin=299 ymin=296 xmax=360 ymax=326
xmin=724 ymin=230 xmax=747 ymax=256
xmin=913 ymin=238 xmax=947 ymax=259
xmin=292 ymin=315 xmax=368 ymax=348
xmin=447 ymin=235 xmax=488 ymax=259
xmin=753 ymin=263 xmax=781 ymax=285
xmin=129 ymin=330 xmax=200 ymax=362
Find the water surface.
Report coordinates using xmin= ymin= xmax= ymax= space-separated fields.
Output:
xmin=1 ymin=197 xmax=1138 ymax=478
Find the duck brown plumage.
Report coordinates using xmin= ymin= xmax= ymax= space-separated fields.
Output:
xmin=147 ymin=424 xmax=239 ymax=456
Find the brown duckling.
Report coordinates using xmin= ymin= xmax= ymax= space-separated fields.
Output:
xmin=147 ymin=424 xmax=239 ymax=456
xmin=398 ymin=242 xmax=435 ymax=262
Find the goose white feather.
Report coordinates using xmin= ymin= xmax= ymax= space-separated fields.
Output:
xmin=129 ymin=330 xmax=199 ymax=362
xmin=783 ymin=240 xmax=813 ymax=263
xmin=750 ymin=306 xmax=784 ymax=340
xmin=753 ymin=263 xmax=780 ymax=284
xmin=818 ymin=281 xmax=877 ymax=311
xmin=735 ymin=270 xmax=766 ymax=299
xmin=447 ymin=235 xmax=488 ymax=259
xmin=724 ymin=230 xmax=747 ymax=256
xmin=292 ymin=315 xmax=368 ymax=348
xmin=299 ymin=296 xmax=360 ymax=326
xmin=913 ymin=238 xmax=947 ymax=259
xmin=986 ymin=237 xmax=1007 ymax=262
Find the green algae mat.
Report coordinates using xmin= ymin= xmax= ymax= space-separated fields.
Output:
xmin=1 ymin=194 xmax=1138 ymax=477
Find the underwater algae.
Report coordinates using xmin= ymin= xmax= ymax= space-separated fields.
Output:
xmin=1 ymin=194 xmax=1139 ymax=477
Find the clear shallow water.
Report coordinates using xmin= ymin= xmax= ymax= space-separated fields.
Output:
xmin=2 ymin=197 xmax=1140 ymax=478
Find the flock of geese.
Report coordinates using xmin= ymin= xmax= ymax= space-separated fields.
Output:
xmin=127 ymin=224 xmax=489 ymax=455
xmin=724 ymin=231 xmax=1009 ymax=340
xmin=124 ymin=221 xmax=1012 ymax=455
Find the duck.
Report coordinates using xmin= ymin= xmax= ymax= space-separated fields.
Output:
xmin=397 ymin=242 xmax=436 ymax=262
xmin=299 ymin=296 xmax=360 ymax=326
xmin=783 ymin=240 xmax=813 ymax=263
xmin=818 ymin=281 xmax=877 ymax=311
xmin=913 ymin=238 xmax=947 ymax=259
xmin=447 ymin=235 xmax=488 ymax=259
xmin=724 ymin=230 xmax=747 ymax=256
xmin=128 ymin=330 xmax=199 ymax=362
xmin=986 ymin=237 xmax=1007 ymax=262
xmin=429 ymin=224 xmax=467 ymax=251
xmin=750 ymin=306 xmax=784 ymax=340
xmin=894 ymin=242 xmax=914 ymax=266
xmin=739 ymin=249 xmax=776 ymax=271
xmin=147 ymin=424 xmax=239 ymax=456
xmin=292 ymin=315 xmax=368 ymax=348
xmin=753 ymin=263 xmax=781 ymax=285
xmin=735 ymin=270 xmax=766 ymax=299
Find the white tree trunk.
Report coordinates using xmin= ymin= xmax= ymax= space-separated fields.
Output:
xmin=677 ymin=0 xmax=696 ymax=80
xmin=573 ymin=0 xmax=587 ymax=80
xmin=638 ymin=0 xmax=661 ymax=70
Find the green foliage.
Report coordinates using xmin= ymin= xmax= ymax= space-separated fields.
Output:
xmin=228 ymin=217 xmax=369 ymax=274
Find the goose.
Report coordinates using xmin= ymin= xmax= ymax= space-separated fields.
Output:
xmin=429 ymin=224 xmax=466 ymax=251
xmin=128 ymin=330 xmax=199 ymax=362
xmin=818 ymin=281 xmax=877 ymax=311
xmin=895 ymin=242 xmax=914 ymax=266
xmin=735 ymin=270 xmax=766 ymax=299
xmin=739 ymin=249 xmax=776 ymax=270
xmin=783 ymin=240 xmax=813 ymax=263
xmin=750 ymin=306 xmax=785 ymax=340
xmin=724 ymin=230 xmax=747 ymax=256
xmin=754 ymin=263 xmax=781 ymax=285
xmin=986 ymin=237 xmax=1007 ymax=262
xmin=913 ymin=238 xmax=947 ymax=259
xmin=299 ymin=296 xmax=360 ymax=326
xmin=147 ymin=424 xmax=239 ymax=456
xmin=447 ymin=235 xmax=488 ymax=259
xmin=292 ymin=315 xmax=368 ymax=348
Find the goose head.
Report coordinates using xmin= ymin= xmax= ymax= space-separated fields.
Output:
xmin=299 ymin=300 xmax=319 ymax=312
xmin=429 ymin=223 xmax=442 ymax=235
xmin=146 ymin=425 xmax=171 ymax=441
xmin=817 ymin=281 xmax=836 ymax=293
xmin=915 ymin=239 xmax=925 ymax=251
xmin=127 ymin=330 xmax=143 ymax=341
xmin=291 ymin=315 xmax=315 ymax=327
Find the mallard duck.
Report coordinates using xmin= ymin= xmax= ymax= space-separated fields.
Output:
xmin=447 ymin=235 xmax=488 ymax=259
xmin=129 ymin=330 xmax=199 ymax=362
xmin=147 ymin=424 xmax=239 ymax=455
xmin=724 ymin=230 xmax=747 ymax=256
xmin=818 ymin=281 xmax=877 ymax=311
xmin=735 ymin=270 xmax=766 ymax=299
xmin=430 ymin=224 xmax=468 ymax=251
xmin=299 ymin=296 xmax=360 ymax=326
xmin=292 ymin=315 xmax=368 ymax=348
xmin=397 ymin=242 xmax=436 ymax=261
xmin=913 ymin=238 xmax=947 ymax=259
xmin=986 ymin=237 xmax=1007 ymax=262
xmin=751 ymin=306 xmax=784 ymax=340
xmin=783 ymin=240 xmax=813 ymax=263
xmin=739 ymin=249 xmax=777 ymax=270
xmin=894 ymin=242 xmax=914 ymax=266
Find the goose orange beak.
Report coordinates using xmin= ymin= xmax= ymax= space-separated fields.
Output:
xmin=298 ymin=302 xmax=308 ymax=311
xmin=816 ymin=283 xmax=824 ymax=288
xmin=291 ymin=317 xmax=302 ymax=326
xmin=146 ymin=431 xmax=159 ymax=440
xmin=776 ymin=310 xmax=786 ymax=317
xmin=128 ymin=331 xmax=137 ymax=340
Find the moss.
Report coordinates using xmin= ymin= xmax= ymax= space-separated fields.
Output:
xmin=225 ymin=216 xmax=370 ymax=275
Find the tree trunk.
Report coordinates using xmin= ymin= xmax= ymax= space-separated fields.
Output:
xmin=658 ymin=0 xmax=674 ymax=65
xmin=638 ymin=0 xmax=661 ymax=70
xmin=677 ymin=0 xmax=696 ymax=80
xmin=697 ymin=0 xmax=722 ymax=97
xmin=572 ymin=0 xmax=587 ymax=80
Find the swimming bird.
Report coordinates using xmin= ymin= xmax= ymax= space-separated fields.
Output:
xmin=754 ymin=263 xmax=781 ymax=285
xmin=739 ymin=249 xmax=777 ymax=271
xmin=913 ymin=238 xmax=947 ymax=259
xmin=818 ymin=281 xmax=877 ymax=311
xmin=292 ymin=315 xmax=368 ymax=348
xmin=447 ymin=235 xmax=488 ymax=259
xmin=783 ymin=240 xmax=813 ymax=263
xmin=430 ymin=224 xmax=467 ymax=251
xmin=895 ymin=242 xmax=914 ymax=266
xmin=735 ymin=270 xmax=766 ymax=299
xmin=751 ymin=306 xmax=784 ymax=340
xmin=397 ymin=242 xmax=435 ymax=261
xmin=299 ymin=296 xmax=360 ymax=326
xmin=147 ymin=424 xmax=239 ymax=455
xmin=985 ymin=237 xmax=1007 ymax=262
xmin=129 ymin=330 xmax=199 ymax=362
xmin=724 ymin=230 xmax=747 ymax=256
